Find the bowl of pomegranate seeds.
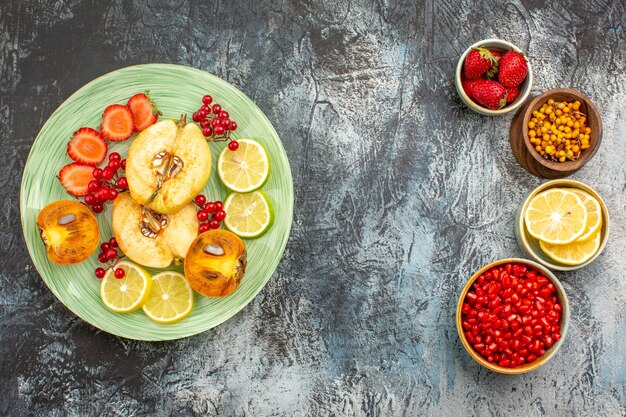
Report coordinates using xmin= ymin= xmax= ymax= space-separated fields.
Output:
xmin=456 ymin=258 xmax=569 ymax=374
xmin=455 ymin=39 xmax=533 ymax=116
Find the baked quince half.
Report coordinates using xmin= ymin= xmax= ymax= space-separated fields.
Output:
xmin=125 ymin=114 xmax=211 ymax=214
xmin=112 ymin=193 xmax=198 ymax=268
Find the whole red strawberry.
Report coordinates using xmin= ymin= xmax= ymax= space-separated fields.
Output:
xmin=471 ymin=79 xmax=507 ymax=110
xmin=462 ymin=79 xmax=481 ymax=100
xmin=505 ymin=86 xmax=519 ymax=103
xmin=498 ymin=50 xmax=528 ymax=88
xmin=463 ymin=47 xmax=499 ymax=80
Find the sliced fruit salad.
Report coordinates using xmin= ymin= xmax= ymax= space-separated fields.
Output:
xmin=37 ymin=91 xmax=276 ymax=324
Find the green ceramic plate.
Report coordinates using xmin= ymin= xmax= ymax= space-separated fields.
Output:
xmin=20 ymin=64 xmax=293 ymax=341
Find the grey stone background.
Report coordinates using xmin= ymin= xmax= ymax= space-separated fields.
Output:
xmin=1 ymin=0 xmax=625 ymax=416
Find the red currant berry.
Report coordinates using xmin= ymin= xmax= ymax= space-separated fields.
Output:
xmin=101 ymin=242 xmax=111 ymax=252
xmin=108 ymin=188 xmax=119 ymax=200
xmin=84 ymin=194 xmax=96 ymax=205
xmin=121 ymin=159 xmax=126 ymax=170
xmin=200 ymin=105 xmax=211 ymax=113
xmin=117 ymin=177 xmax=128 ymax=189
xmin=109 ymin=237 xmax=118 ymax=247
xmin=102 ymin=167 xmax=115 ymax=180
xmin=88 ymin=180 xmax=101 ymax=192
xmin=197 ymin=109 xmax=208 ymax=119
xmin=197 ymin=210 xmax=209 ymax=222
xmin=211 ymin=118 xmax=221 ymax=128
xmin=192 ymin=112 xmax=201 ymax=122
xmin=212 ymin=104 xmax=222 ymax=114
xmin=98 ymin=252 xmax=108 ymax=263
xmin=215 ymin=201 xmax=223 ymax=210
xmin=202 ymin=95 xmax=213 ymax=105
xmin=199 ymin=223 xmax=211 ymax=233
xmin=109 ymin=152 xmax=121 ymax=161
xmin=94 ymin=267 xmax=106 ymax=279
xmin=209 ymin=219 xmax=220 ymax=229
xmin=204 ymin=202 xmax=216 ymax=213
xmin=200 ymin=119 xmax=211 ymax=129
xmin=105 ymin=248 xmax=118 ymax=261
xmin=194 ymin=195 xmax=207 ymax=206
xmin=109 ymin=159 xmax=121 ymax=171
xmin=218 ymin=111 xmax=229 ymax=120
xmin=214 ymin=125 xmax=225 ymax=136
xmin=214 ymin=210 xmax=226 ymax=221
xmin=229 ymin=121 xmax=237 ymax=131
xmin=92 ymin=204 xmax=104 ymax=213
xmin=114 ymin=268 xmax=126 ymax=279
xmin=202 ymin=127 xmax=213 ymax=137
xmin=93 ymin=168 xmax=103 ymax=179
xmin=228 ymin=141 xmax=239 ymax=151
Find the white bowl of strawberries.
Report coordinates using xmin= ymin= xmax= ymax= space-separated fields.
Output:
xmin=456 ymin=39 xmax=533 ymax=116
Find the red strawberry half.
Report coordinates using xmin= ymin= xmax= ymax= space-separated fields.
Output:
xmin=59 ymin=163 xmax=95 ymax=197
xmin=463 ymin=47 xmax=499 ymax=80
xmin=100 ymin=104 xmax=134 ymax=141
xmin=471 ymin=79 xmax=507 ymax=110
xmin=505 ymin=86 xmax=519 ymax=103
xmin=498 ymin=50 xmax=528 ymax=88
xmin=127 ymin=92 xmax=160 ymax=132
xmin=67 ymin=127 xmax=107 ymax=166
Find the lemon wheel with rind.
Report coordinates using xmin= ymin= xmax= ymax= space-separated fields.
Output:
xmin=100 ymin=261 xmax=152 ymax=313
xmin=217 ymin=139 xmax=271 ymax=193
xmin=142 ymin=271 xmax=194 ymax=324
xmin=524 ymin=189 xmax=587 ymax=245
xmin=223 ymin=191 xmax=274 ymax=239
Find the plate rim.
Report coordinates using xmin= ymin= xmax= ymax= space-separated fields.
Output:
xmin=19 ymin=63 xmax=294 ymax=341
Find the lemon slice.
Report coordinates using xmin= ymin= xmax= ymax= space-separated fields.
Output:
xmin=569 ymin=189 xmax=602 ymax=242
xmin=100 ymin=261 xmax=152 ymax=313
xmin=142 ymin=271 xmax=194 ymax=324
xmin=524 ymin=189 xmax=587 ymax=245
xmin=540 ymin=231 xmax=601 ymax=266
xmin=223 ymin=191 xmax=273 ymax=238
xmin=218 ymin=139 xmax=270 ymax=192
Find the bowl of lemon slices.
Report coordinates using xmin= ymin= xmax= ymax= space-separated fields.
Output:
xmin=516 ymin=180 xmax=610 ymax=271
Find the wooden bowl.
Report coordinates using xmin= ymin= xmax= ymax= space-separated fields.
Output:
xmin=515 ymin=179 xmax=610 ymax=271
xmin=455 ymin=39 xmax=533 ymax=116
xmin=509 ymin=88 xmax=602 ymax=178
xmin=456 ymin=258 xmax=570 ymax=374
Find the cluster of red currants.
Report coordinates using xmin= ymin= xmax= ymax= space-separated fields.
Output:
xmin=192 ymin=94 xmax=240 ymax=151
xmin=84 ymin=152 xmax=128 ymax=213
xmin=194 ymin=194 xmax=227 ymax=233
xmin=94 ymin=237 xmax=125 ymax=279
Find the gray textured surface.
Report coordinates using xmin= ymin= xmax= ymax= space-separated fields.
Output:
xmin=1 ymin=1 xmax=625 ymax=416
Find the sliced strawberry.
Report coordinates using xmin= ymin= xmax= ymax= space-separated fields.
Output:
xmin=59 ymin=163 xmax=95 ymax=197
xmin=67 ymin=127 xmax=108 ymax=166
xmin=127 ymin=92 xmax=160 ymax=132
xmin=100 ymin=104 xmax=134 ymax=141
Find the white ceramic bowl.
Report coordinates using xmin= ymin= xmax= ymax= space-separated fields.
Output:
xmin=455 ymin=39 xmax=533 ymax=116
xmin=515 ymin=180 xmax=610 ymax=271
